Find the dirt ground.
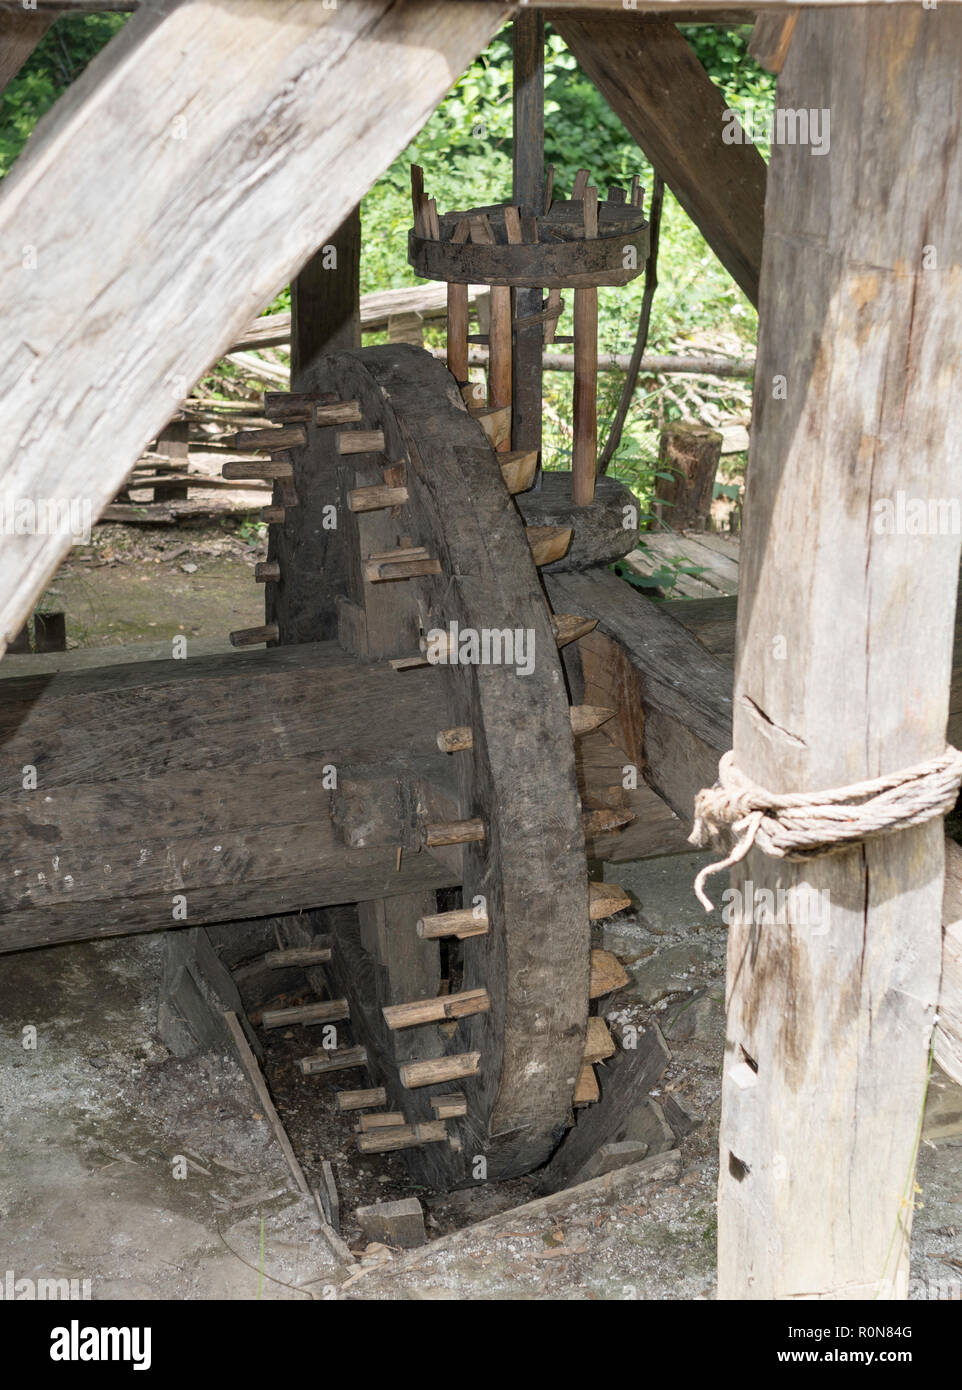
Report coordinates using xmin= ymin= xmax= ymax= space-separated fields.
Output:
xmin=2 ymin=519 xmax=961 ymax=1300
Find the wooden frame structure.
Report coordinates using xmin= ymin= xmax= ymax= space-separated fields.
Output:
xmin=2 ymin=0 xmax=961 ymax=1301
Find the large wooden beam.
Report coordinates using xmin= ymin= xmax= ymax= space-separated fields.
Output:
xmin=0 ymin=9 xmax=55 ymax=94
xmin=552 ymin=12 xmax=766 ymax=304
xmin=0 ymin=0 xmax=509 ymax=656
xmin=0 ymin=643 xmax=460 ymax=953
xmin=718 ymin=6 xmax=962 ymax=1300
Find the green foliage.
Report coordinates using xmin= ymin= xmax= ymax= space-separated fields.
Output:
xmin=0 ymin=15 xmax=127 ymax=178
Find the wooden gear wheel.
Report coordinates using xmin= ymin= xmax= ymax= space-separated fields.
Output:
xmin=247 ymin=345 xmax=631 ymax=1186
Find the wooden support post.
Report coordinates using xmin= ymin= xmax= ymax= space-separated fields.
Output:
xmin=446 ymin=283 xmax=470 ymax=386
xmin=487 ymin=285 xmax=512 ymax=443
xmin=511 ymin=10 xmax=544 ymax=462
xmin=718 ymin=6 xmax=962 ymax=1300
xmin=572 ymin=286 xmax=598 ymax=506
xmin=291 ymin=206 xmax=361 ymax=391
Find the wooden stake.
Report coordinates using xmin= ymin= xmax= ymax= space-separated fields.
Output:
xmin=231 ymin=425 xmax=306 ymax=451
xmin=383 ymin=988 xmax=490 ymax=1030
xmin=313 ymin=400 xmax=362 ymax=426
xmin=588 ymin=881 xmax=631 ymax=921
xmin=526 ymin=524 xmax=572 ymax=566
xmin=436 ymin=726 xmax=473 ymax=753
xmin=423 ymin=818 xmax=485 ymax=848
xmin=411 ymin=163 xmax=427 ymax=234
xmin=363 ymin=548 xmax=441 ymax=582
xmin=416 ymin=907 xmax=489 ymax=940
xmin=222 ymin=458 xmax=293 ymax=480
xmin=336 ymin=1088 xmax=386 ymax=1113
xmin=347 ymin=483 xmax=409 ymax=513
xmin=572 ymin=285 xmax=598 ymax=506
xmin=551 ymin=613 xmax=598 ymax=648
xmin=254 ymin=561 xmax=280 ymax=583
xmin=499 ymin=449 xmax=538 ymax=494
xmin=570 ymin=704 xmax=615 ymax=737
xmin=357 ymin=1121 xmax=447 ymax=1153
xmin=262 ymin=998 xmax=350 ymax=1029
xmin=430 ymin=1093 xmax=467 ymax=1119
xmin=571 ymin=169 xmax=590 ymax=201
xmin=583 ymin=1016 xmax=616 ymax=1063
xmin=229 ymin=623 xmax=278 ymax=647
xmin=399 ymin=1053 xmax=481 ymax=1089
xmin=299 ymin=1046 xmax=367 ymax=1077
xmin=589 ymin=949 xmax=630 ymax=999
xmin=337 ymin=429 xmax=385 ymax=455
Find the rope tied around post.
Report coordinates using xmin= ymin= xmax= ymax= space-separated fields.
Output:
xmin=689 ymin=746 xmax=962 ymax=911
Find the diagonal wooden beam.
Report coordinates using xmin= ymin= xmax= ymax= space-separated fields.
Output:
xmin=0 ymin=0 xmax=510 ymax=654
xmin=551 ymin=11 xmax=766 ymax=304
xmin=0 ymin=9 xmax=55 ymax=94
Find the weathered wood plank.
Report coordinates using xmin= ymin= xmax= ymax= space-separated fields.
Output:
xmin=718 ymin=5 xmax=962 ymax=1301
xmin=0 ymin=0 xmax=510 ymax=653
xmin=553 ymin=13 xmax=766 ymax=304
xmin=291 ymin=205 xmax=361 ymax=390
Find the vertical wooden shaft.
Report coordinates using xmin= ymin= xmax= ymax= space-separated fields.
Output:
xmin=291 ymin=204 xmax=361 ymax=391
xmin=511 ymin=11 xmax=544 ymax=462
xmin=572 ymin=287 xmax=598 ymax=505
xmin=718 ymin=6 xmax=962 ymax=1301
xmin=446 ymin=283 xmax=469 ymax=385
xmin=488 ymin=285 xmax=513 ymax=449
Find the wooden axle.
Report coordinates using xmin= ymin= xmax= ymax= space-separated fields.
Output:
xmin=357 ymin=1121 xmax=448 ymax=1153
xmin=383 ymin=988 xmax=490 ymax=1030
xmin=336 ymin=1088 xmax=387 ymax=1113
xmin=261 ymin=999 xmax=350 ymax=1029
xmin=222 ymin=458 xmax=293 ymax=480
xmin=299 ymin=1046 xmax=368 ymax=1076
xmin=347 ymin=483 xmax=409 ymax=512
xmin=254 ymin=561 xmax=280 ymax=583
xmin=416 ymin=906 xmax=489 ymax=939
xmin=424 ymin=818 xmax=485 ymax=847
xmin=337 ymin=429 xmax=385 ymax=455
xmin=229 ymin=622 xmax=279 ymax=647
xmin=399 ymin=1052 xmax=481 ymax=1089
